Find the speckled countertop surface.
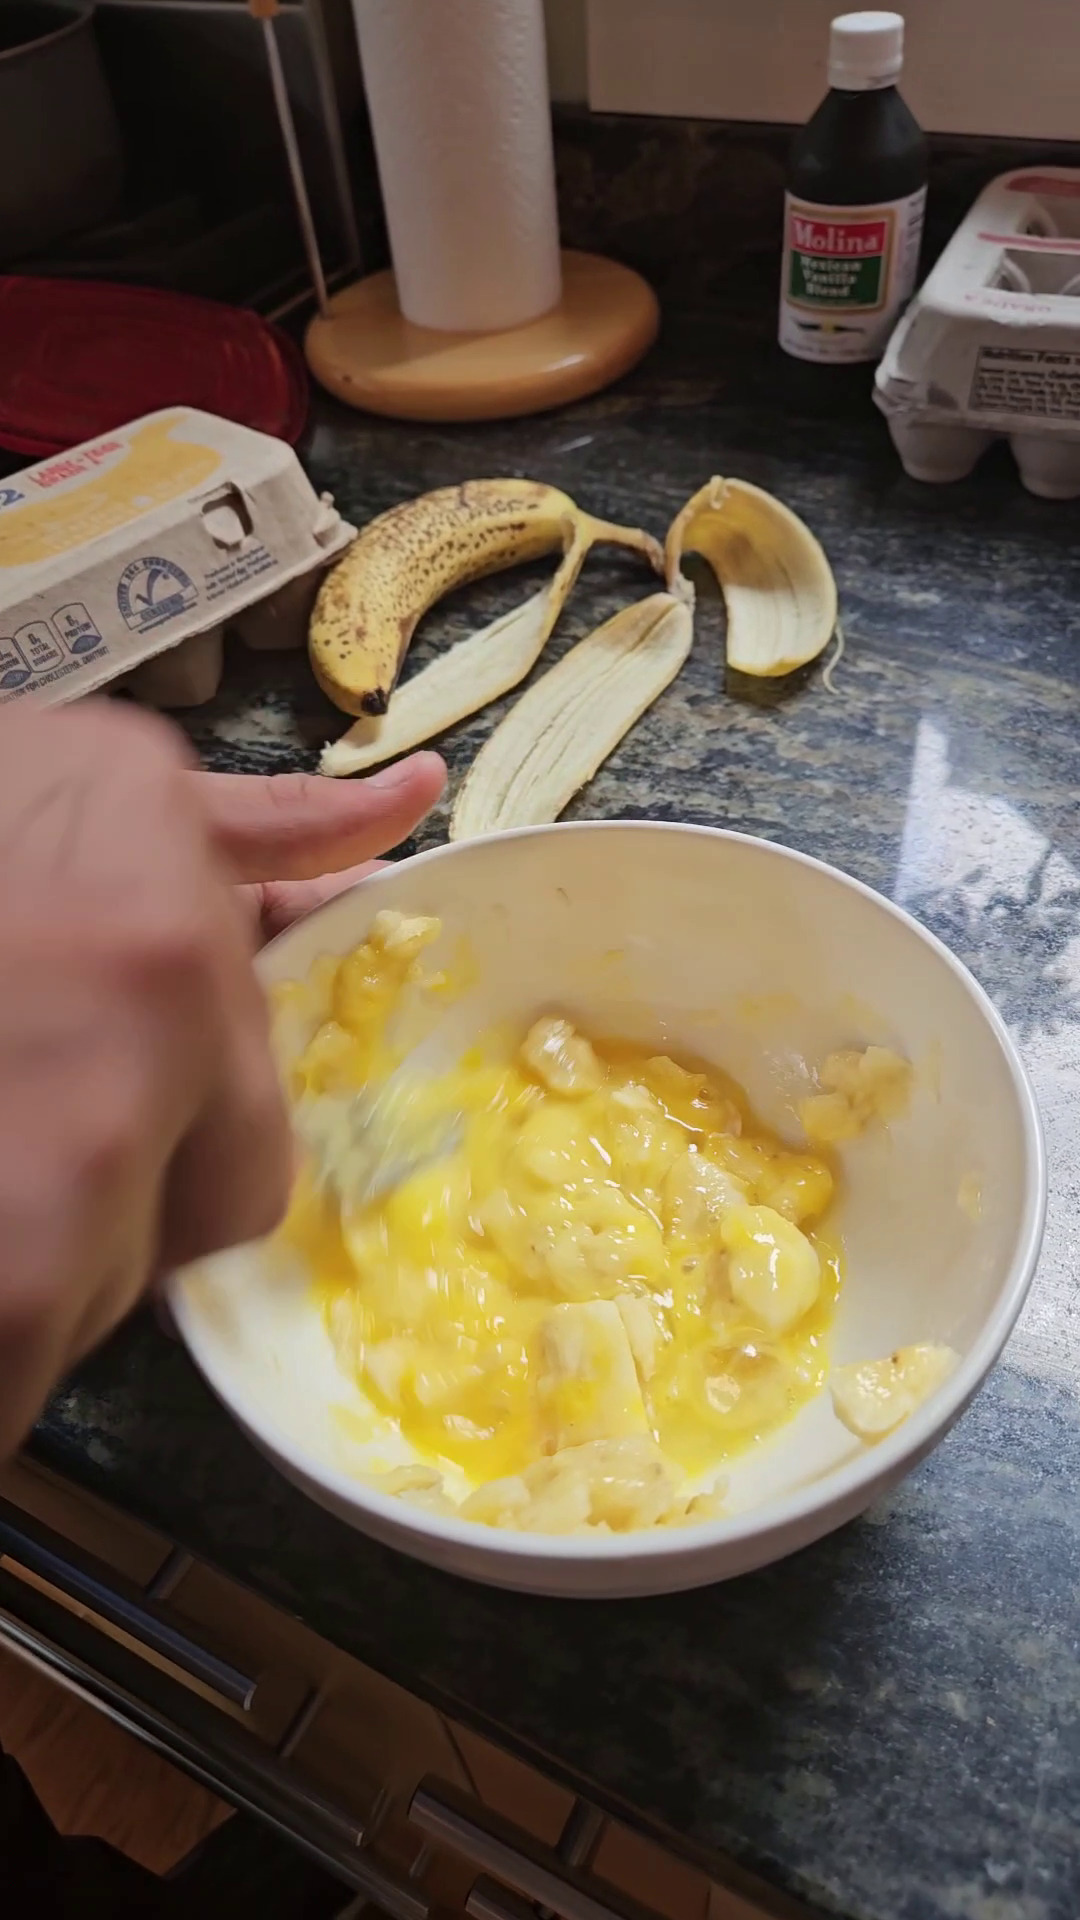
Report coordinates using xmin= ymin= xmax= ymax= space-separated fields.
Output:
xmin=30 ymin=288 xmax=1080 ymax=1920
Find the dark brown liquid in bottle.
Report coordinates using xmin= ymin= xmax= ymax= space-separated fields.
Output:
xmin=781 ymin=83 xmax=928 ymax=414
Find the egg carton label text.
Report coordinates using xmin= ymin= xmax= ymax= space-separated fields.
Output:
xmin=969 ymin=346 xmax=1080 ymax=421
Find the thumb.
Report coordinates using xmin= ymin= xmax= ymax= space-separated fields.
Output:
xmin=192 ymin=754 xmax=446 ymax=883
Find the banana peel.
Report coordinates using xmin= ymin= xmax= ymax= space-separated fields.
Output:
xmin=311 ymin=478 xmax=662 ymax=724
xmin=450 ymin=591 xmax=693 ymax=841
xmin=318 ymin=470 xmax=838 ymax=784
xmin=665 ymin=477 xmax=837 ymax=677
xmin=321 ymin=538 xmax=586 ymax=777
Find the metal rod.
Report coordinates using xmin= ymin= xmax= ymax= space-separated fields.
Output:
xmin=260 ymin=12 xmax=332 ymax=317
xmin=556 ymin=1803 xmax=606 ymax=1871
xmin=267 ymin=261 xmax=354 ymax=324
xmin=470 ymin=1877 xmax=548 ymax=1920
xmin=304 ymin=0 xmax=364 ymax=268
xmin=277 ymin=1683 xmax=327 ymax=1759
xmin=145 ymin=1546 xmax=194 ymax=1604
xmin=410 ymin=1782 xmax=660 ymax=1920
xmin=537 ymin=1802 xmax=607 ymax=1918
xmin=0 ymin=1572 xmax=428 ymax=1920
xmin=0 ymin=1501 xmax=257 ymax=1710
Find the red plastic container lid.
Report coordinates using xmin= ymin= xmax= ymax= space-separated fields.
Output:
xmin=0 ymin=276 xmax=309 ymax=456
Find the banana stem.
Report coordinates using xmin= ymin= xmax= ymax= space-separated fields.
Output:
xmin=583 ymin=516 xmax=665 ymax=576
xmin=546 ymin=523 xmax=594 ymax=624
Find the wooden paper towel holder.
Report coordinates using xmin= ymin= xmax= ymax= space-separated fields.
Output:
xmin=304 ymin=252 xmax=659 ymax=424
xmin=252 ymin=0 xmax=658 ymax=422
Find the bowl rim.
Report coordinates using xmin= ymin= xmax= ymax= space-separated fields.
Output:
xmin=170 ymin=820 xmax=1047 ymax=1570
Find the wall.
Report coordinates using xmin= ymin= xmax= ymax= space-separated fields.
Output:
xmin=553 ymin=0 xmax=1080 ymax=139
xmin=544 ymin=0 xmax=588 ymax=100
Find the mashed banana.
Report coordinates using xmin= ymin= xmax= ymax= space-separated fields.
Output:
xmin=275 ymin=913 xmax=855 ymax=1535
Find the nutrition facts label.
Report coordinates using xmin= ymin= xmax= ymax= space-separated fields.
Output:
xmin=970 ymin=346 xmax=1080 ymax=421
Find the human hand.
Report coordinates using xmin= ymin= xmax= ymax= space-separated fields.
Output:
xmin=194 ymin=755 xmax=446 ymax=943
xmin=0 ymin=699 xmax=443 ymax=1454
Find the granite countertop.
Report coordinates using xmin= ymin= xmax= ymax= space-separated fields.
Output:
xmin=30 ymin=290 xmax=1080 ymax=1920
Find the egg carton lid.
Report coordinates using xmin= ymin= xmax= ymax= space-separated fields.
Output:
xmin=0 ymin=407 xmax=354 ymax=707
xmin=874 ymin=168 xmax=1080 ymax=494
xmin=875 ymin=167 xmax=1080 ymax=430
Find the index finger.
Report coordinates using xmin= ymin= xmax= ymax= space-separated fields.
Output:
xmin=193 ymin=755 xmax=446 ymax=883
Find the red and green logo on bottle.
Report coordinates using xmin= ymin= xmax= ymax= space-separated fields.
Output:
xmin=788 ymin=210 xmax=891 ymax=307
xmin=779 ymin=188 xmax=926 ymax=364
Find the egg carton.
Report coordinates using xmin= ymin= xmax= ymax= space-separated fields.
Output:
xmin=0 ymin=407 xmax=355 ymax=711
xmin=875 ymin=167 xmax=1080 ymax=499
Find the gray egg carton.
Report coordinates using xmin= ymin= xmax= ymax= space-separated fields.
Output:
xmin=875 ymin=167 xmax=1080 ymax=499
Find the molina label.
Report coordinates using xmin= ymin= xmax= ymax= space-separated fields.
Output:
xmin=787 ymin=214 xmax=890 ymax=310
xmin=779 ymin=187 xmax=926 ymax=365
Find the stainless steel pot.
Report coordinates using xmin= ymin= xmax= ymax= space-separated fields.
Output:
xmin=0 ymin=2 xmax=124 ymax=260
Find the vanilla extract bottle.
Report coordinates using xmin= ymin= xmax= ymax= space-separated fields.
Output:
xmin=778 ymin=10 xmax=928 ymax=385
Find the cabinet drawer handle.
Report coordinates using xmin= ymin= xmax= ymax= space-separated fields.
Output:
xmin=410 ymin=1780 xmax=660 ymax=1920
xmin=0 ymin=1495 xmax=258 ymax=1709
xmin=0 ymin=1564 xmax=427 ymax=1920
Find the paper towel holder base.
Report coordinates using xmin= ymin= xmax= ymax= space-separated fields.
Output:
xmin=304 ymin=251 xmax=659 ymax=423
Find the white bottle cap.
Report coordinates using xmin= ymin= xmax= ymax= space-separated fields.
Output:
xmin=828 ymin=11 xmax=905 ymax=90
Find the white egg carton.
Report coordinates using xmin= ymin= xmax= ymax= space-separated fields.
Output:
xmin=0 ymin=408 xmax=355 ymax=711
xmin=875 ymin=167 xmax=1080 ymax=498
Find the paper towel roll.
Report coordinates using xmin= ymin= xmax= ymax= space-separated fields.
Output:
xmin=352 ymin=0 xmax=563 ymax=333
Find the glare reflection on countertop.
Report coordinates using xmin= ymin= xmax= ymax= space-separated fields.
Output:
xmin=897 ymin=715 xmax=1080 ymax=1394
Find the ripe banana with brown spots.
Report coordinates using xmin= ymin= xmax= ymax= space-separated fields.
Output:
xmin=308 ymin=478 xmax=663 ymax=719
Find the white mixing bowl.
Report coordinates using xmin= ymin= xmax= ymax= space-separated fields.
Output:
xmin=171 ymin=823 xmax=1045 ymax=1598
